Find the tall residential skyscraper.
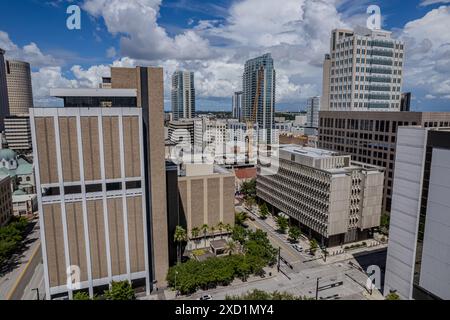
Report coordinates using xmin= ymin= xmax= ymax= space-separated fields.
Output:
xmin=384 ymin=127 xmax=450 ymax=300
xmin=5 ymin=59 xmax=34 ymax=115
xmin=242 ymin=53 xmax=276 ymax=143
xmin=323 ymin=27 xmax=405 ymax=112
xmin=306 ymin=96 xmax=320 ymax=128
xmin=0 ymin=48 xmax=10 ymax=131
xmin=171 ymin=71 xmax=195 ymax=120
xmin=232 ymin=91 xmax=243 ymax=121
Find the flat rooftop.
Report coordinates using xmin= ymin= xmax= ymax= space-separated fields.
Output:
xmin=280 ymin=145 xmax=339 ymax=159
xmin=50 ymin=88 xmax=137 ymax=97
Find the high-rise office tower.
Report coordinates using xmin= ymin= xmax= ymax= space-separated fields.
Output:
xmin=0 ymin=48 xmax=10 ymax=131
xmin=242 ymin=53 xmax=276 ymax=144
xmin=318 ymin=111 xmax=450 ymax=212
xmin=321 ymin=54 xmax=331 ymax=112
xmin=4 ymin=115 xmax=33 ymax=152
xmin=232 ymin=91 xmax=243 ymax=121
xmin=323 ymin=27 xmax=405 ymax=112
xmin=384 ymin=127 xmax=450 ymax=300
xmin=171 ymin=71 xmax=195 ymax=120
xmin=5 ymin=59 xmax=34 ymax=115
xmin=306 ymin=96 xmax=320 ymax=128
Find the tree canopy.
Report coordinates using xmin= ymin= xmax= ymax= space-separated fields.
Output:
xmin=104 ymin=281 xmax=136 ymax=300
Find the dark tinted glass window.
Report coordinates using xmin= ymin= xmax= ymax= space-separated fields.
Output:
xmin=86 ymin=184 xmax=103 ymax=193
xmin=106 ymin=182 xmax=122 ymax=191
xmin=126 ymin=181 xmax=142 ymax=190
xmin=64 ymin=185 xmax=82 ymax=195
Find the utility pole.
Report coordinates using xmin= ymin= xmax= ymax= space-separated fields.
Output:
xmin=32 ymin=288 xmax=40 ymax=301
xmin=277 ymin=247 xmax=281 ymax=272
xmin=315 ymin=277 xmax=321 ymax=300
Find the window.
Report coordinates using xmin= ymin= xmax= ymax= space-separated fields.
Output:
xmin=86 ymin=184 xmax=103 ymax=193
xmin=43 ymin=187 xmax=60 ymax=197
xmin=126 ymin=181 xmax=142 ymax=190
xmin=106 ymin=182 xmax=122 ymax=191
xmin=64 ymin=185 xmax=82 ymax=195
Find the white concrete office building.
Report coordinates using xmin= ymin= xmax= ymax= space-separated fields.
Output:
xmin=384 ymin=127 xmax=450 ymax=300
xmin=323 ymin=27 xmax=405 ymax=112
xmin=257 ymin=145 xmax=384 ymax=246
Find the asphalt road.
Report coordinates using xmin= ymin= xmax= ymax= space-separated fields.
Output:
xmin=176 ymin=207 xmax=384 ymax=301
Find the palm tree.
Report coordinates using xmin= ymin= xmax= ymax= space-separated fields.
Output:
xmin=225 ymin=240 xmax=237 ymax=256
xmin=225 ymin=223 xmax=233 ymax=235
xmin=217 ymin=222 xmax=225 ymax=239
xmin=174 ymin=226 xmax=187 ymax=264
xmin=201 ymin=224 xmax=209 ymax=247
xmin=191 ymin=227 xmax=200 ymax=249
xmin=235 ymin=211 xmax=249 ymax=227
xmin=210 ymin=225 xmax=216 ymax=240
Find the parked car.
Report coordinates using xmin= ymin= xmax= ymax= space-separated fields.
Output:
xmin=199 ymin=294 xmax=213 ymax=300
xmin=292 ymin=244 xmax=303 ymax=252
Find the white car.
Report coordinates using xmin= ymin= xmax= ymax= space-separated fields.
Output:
xmin=199 ymin=294 xmax=213 ymax=300
xmin=292 ymin=244 xmax=303 ymax=252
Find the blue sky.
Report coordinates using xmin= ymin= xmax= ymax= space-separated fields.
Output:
xmin=1 ymin=0 xmax=450 ymax=112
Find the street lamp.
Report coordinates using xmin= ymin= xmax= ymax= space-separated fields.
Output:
xmin=174 ymin=271 xmax=179 ymax=297
xmin=315 ymin=277 xmax=321 ymax=300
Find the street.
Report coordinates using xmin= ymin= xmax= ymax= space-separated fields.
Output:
xmin=173 ymin=205 xmax=385 ymax=301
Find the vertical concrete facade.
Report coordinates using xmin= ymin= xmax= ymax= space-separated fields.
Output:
xmin=31 ymin=107 xmax=149 ymax=299
xmin=111 ymin=67 xmax=169 ymax=289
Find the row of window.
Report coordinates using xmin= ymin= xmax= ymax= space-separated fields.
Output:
xmin=42 ymin=181 xmax=142 ymax=197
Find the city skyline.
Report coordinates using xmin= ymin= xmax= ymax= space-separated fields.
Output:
xmin=0 ymin=1 xmax=450 ymax=112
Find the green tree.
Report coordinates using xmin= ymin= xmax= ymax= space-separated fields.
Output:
xmin=386 ymin=292 xmax=401 ymax=300
xmin=276 ymin=216 xmax=288 ymax=234
xmin=191 ymin=227 xmax=200 ymax=249
xmin=0 ymin=217 xmax=29 ymax=265
xmin=241 ymin=179 xmax=256 ymax=199
xmin=259 ymin=203 xmax=269 ymax=220
xmin=288 ymin=226 xmax=301 ymax=243
xmin=235 ymin=211 xmax=249 ymax=227
xmin=226 ymin=289 xmax=311 ymax=300
xmin=174 ymin=226 xmax=187 ymax=264
xmin=104 ymin=281 xmax=135 ymax=300
xmin=210 ymin=225 xmax=216 ymax=240
xmin=225 ymin=240 xmax=237 ymax=255
xmin=309 ymin=239 xmax=319 ymax=255
xmin=73 ymin=292 xmax=91 ymax=300
xmin=380 ymin=212 xmax=390 ymax=235
xmin=201 ymin=224 xmax=209 ymax=247
xmin=225 ymin=223 xmax=233 ymax=234
xmin=232 ymin=225 xmax=248 ymax=244
xmin=244 ymin=197 xmax=256 ymax=209
xmin=217 ymin=222 xmax=225 ymax=238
